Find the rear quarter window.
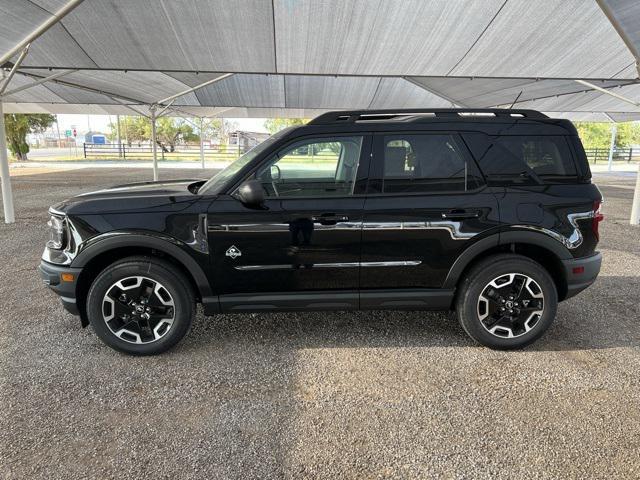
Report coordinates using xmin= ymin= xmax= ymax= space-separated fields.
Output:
xmin=461 ymin=133 xmax=578 ymax=184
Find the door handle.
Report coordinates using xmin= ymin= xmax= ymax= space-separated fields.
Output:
xmin=441 ymin=209 xmax=480 ymax=220
xmin=312 ymin=213 xmax=349 ymax=225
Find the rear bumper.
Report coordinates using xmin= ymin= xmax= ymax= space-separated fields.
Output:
xmin=561 ymin=252 xmax=602 ymax=300
xmin=38 ymin=260 xmax=83 ymax=316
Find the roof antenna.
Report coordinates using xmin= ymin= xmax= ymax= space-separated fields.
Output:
xmin=509 ymin=90 xmax=523 ymax=109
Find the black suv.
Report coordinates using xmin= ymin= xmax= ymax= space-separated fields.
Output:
xmin=39 ymin=109 xmax=603 ymax=355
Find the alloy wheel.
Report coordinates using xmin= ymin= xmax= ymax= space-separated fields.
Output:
xmin=476 ymin=273 xmax=545 ymax=339
xmin=102 ymin=276 xmax=175 ymax=344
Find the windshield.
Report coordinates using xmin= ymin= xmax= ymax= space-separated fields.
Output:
xmin=199 ymin=128 xmax=294 ymax=194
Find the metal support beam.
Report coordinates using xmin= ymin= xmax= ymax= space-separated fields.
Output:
xmin=596 ymin=0 xmax=640 ymax=77
xmin=109 ymin=97 xmax=149 ymax=118
xmin=3 ymin=69 xmax=76 ymax=97
xmin=0 ymin=99 xmax=15 ymax=223
xmin=607 ymin=123 xmax=617 ymax=172
xmin=0 ymin=0 xmax=85 ymax=66
xmin=0 ymin=44 xmax=30 ymax=95
xmin=155 ymin=100 xmax=175 ymax=118
xmin=150 ymin=107 xmax=158 ymax=181
xmin=153 ymin=73 xmax=233 ymax=106
xmin=575 ymin=80 xmax=640 ymax=107
xmin=402 ymin=76 xmax=469 ymax=108
xmin=199 ymin=117 xmax=205 ymax=169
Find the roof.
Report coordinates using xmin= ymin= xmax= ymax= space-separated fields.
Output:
xmin=1 ymin=0 xmax=639 ymax=120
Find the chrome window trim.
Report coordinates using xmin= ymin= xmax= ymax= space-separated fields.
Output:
xmin=362 ymin=220 xmax=476 ymax=240
xmin=234 ymin=260 xmax=422 ymax=271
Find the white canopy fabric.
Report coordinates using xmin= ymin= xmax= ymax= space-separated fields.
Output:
xmin=1 ymin=0 xmax=639 ymax=119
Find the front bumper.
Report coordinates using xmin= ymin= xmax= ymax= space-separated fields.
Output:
xmin=38 ymin=260 xmax=83 ymax=316
xmin=561 ymin=252 xmax=602 ymax=300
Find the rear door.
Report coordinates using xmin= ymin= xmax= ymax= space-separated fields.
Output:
xmin=360 ymin=132 xmax=500 ymax=304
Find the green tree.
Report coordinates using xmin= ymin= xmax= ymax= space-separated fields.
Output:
xmin=264 ymin=118 xmax=308 ymax=134
xmin=574 ymin=121 xmax=640 ymax=149
xmin=4 ymin=113 xmax=55 ymax=161
xmin=150 ymin=118 xmax=199 ymax=152
xmin=200 ymin=118 xmax=238 ymax=143
xmin=107 ymin=116 xmax=149 ymax=146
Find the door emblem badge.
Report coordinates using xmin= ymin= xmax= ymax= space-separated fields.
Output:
xmin=225 ymin=245 xmax=242 ymax=259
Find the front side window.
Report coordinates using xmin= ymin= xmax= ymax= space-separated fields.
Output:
xmin=257 ymin=136 xmax=363 ymax=198
xmin=199 ymin=127 xmax=294 ymax=194
xmin=381 ymin=134 xmax=480 ymax=193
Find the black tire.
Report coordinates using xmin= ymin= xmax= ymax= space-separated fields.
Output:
xmin=86 ymin=256 xmax=195 ymax=355
xmin=455 ymin=254 xmax=558 ymax=350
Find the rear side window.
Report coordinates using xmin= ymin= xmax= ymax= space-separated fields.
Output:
xmin=381 ymin=134 xmax=482 ymax=193
xmin=462 ymin=133 xmax=577 ymax=183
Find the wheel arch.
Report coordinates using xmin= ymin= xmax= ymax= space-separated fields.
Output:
xmin=444 ymin=231 xmax=571 ymax=303
xmin=72 ymin=234 xmax=215 ymax=326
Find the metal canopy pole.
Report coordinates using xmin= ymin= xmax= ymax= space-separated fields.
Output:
xmin=199 ymin=117 xmax=205 ymax=169
xmin=0 ymin=45 xmax=30 ymax=95
xmin=631 ymin=163 xmax=640 ymax=225
xmin=575 ymin=80 xmax=640 ymax=107
xmin=596 ymin=0 xmax=640 ymax=77
xmin=403 ymin=76 xmax=469 ymax=108
xmin=0 ymin=0 xmax=83 ymax=224
xmin=153 ymin=73 xmax=234 ymax=106
xmin=0 ymin=100 xmax=15 ymax=223
xmin=2 ymin=69 xmax=76 ymax=97
xmin=607 ymin=123 xmax=617 ymax=172
xmin=150 ymin=107 xmax=158 ymax=181
xmin=0 ymin=0 xmax=85 ymax=66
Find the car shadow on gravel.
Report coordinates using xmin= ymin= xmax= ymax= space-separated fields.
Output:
xmin=181 ymin=309 xmax=473 ymax=353
xmin=175 ymin=275 xmax=639 ymax=355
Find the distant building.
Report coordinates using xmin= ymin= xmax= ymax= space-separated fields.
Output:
xmin=84 ymin=131 xmax=107 ymax=144
xmin=227 ymin=131 xmax=270 ymax=150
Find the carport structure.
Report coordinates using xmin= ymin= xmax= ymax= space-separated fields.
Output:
xmin=1 ymin=0 xmax=640 ymax=224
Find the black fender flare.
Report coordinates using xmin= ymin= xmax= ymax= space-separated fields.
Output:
xmin=71 ymin=232 xmax=214 ymax=302
xmin=442 ymin=230 xmax=571 ymax=289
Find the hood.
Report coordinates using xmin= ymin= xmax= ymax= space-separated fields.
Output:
xmin=51 ymin=179 xmax=207 ymax=215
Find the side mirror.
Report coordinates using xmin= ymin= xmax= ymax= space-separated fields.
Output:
xmin=270 ymin=164 xmax=281 ymax=180
xmin=236 ymin=179 xmax=265 ymax=208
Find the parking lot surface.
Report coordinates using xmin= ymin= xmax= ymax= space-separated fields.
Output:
xmin=1 ymin=167 xmax=639 ymax=479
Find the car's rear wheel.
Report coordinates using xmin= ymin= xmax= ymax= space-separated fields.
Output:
xmin=455 ymin=254 xmax=558 ymax=349
xmin=87 ymin=256 xmax=195 ymax=355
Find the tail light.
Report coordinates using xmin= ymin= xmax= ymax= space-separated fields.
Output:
xmin=592 ymin=200 xmax=604 ymax=241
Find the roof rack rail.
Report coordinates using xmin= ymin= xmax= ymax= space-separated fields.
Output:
xmin=308 ymin=108 xmax=548 ymax=124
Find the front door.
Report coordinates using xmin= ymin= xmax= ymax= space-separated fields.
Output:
xmin=360 ymin=132 xmax=500 ymax=304
xmin=208 ymin=134 xmax=370 ymax=311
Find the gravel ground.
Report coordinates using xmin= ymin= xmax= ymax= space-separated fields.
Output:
xmin=1 ymin=167 xmax=639 ymax=479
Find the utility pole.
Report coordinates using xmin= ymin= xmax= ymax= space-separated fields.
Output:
xmin=116 ymin=114 xmax=122 ymax=158
xmin=55 ymin=114 xmax=61 ymax=148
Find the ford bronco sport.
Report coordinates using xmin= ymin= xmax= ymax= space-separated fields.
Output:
xmin=39 ymin=109 xmax=603 ymax=355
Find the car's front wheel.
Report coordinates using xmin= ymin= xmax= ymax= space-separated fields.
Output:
xmin=455 ymin=254 xmax=558 ymax=349
xmin=87 ymin=256 xmax=195 ymax=355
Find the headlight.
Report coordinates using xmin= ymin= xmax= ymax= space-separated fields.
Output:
xmin=46 ymin=215 xmax=67 ymax=250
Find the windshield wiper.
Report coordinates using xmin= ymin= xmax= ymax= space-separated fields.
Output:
xmin=487 ymin=170 xmax=543 ymax=184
